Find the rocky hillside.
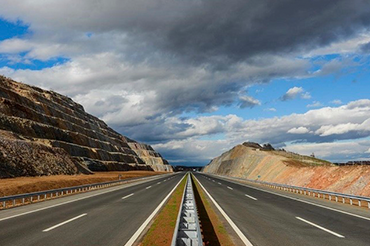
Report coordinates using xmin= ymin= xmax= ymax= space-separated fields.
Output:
xmin=0 ymin=76 xmax=172 ymax=178
xmin=203 ymin=142 xmax=370 ymax=196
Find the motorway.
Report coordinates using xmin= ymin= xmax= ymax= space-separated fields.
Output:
xmin=194 ymin=173 xmax=370 ymax=246
xmin=0 ymin=172 xmax=185 ymax=246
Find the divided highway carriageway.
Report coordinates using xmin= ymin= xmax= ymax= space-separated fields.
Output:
xmin=0 ymin=173 xmax=185 ymax=246
xmin=1 ymin=171 xmax=370 ymax=246
xmin=194 ymin=173 xmax=370 ymax=246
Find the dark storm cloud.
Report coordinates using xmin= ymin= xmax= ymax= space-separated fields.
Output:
xmin=6 ymin=0 xmax=369 ymax=67
xmin=360 ymin=41 xmax=370 ymax=53
xmin=119 ymin=0 xmax=370 ymax=66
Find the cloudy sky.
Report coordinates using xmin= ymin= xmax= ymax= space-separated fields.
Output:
xmin=1 ymin=0 xmax=370 ymax=166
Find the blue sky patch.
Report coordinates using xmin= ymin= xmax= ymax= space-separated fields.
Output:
xmin=0 ymin=18 xmax=30 ymax=40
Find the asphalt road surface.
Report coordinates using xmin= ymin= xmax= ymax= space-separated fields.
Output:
xmin=194 ymin=172 xmax=370 ymax=246
xmin=0 ymin=173 xmax=185 ymax=246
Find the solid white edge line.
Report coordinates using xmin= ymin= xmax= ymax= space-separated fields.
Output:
xmin=296 ymin=217 xmax=345 ymax=238
xmin=0 ymin=174 xmax=173 ymax=222
xmin=245 ymin=194 xmax=257 ymax=201
xmin=122 ymin=193 xmax=134 ymax=200
xmin=227 ymin=186 xmax=233 ymax=190
xmin=43 ymin=213 xmax=87 ymax=232
xmin=207 ymin=174 xmax=370 ymax=222
xmin=146 ymin=186 xmax=152 ymax=189
xmin=193 ymin=175 xmax=254 ymax=246
xmin=124 ymin=174 xmax=187 ymax=246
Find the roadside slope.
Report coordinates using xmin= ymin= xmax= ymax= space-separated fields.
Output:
xmin=0 ymin=76 xmax=172 ymax=177
xmin=203 ymin=143 xmax=370 ymax=196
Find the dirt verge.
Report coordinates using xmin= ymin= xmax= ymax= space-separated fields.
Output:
xmin=0 ymin=171 xmax=166 ymax=197
xmin=139 ymin=174 xmax=187 ymax=246
xmin=191 ymin=174 xmax=237 ymax=246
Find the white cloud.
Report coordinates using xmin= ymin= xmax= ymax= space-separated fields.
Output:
xmin=287 ymin=127 xmax=310 ymax=134
xmin=305 ymin=32 xmax=370 ymax=57
xmin=0 ymin=38 xmax=31 ymax=53
xmin=330 ymin=99 xmax=342 ymax=105
xmin=286 ymin=141 xmax=370 ymax=162
xmin=307 ymin=101 xmax=323 ymax=108
xmin=264 ymin=107 xmax=277 ymax=112
xmin=239 ymin=95 xmax=261 ymax=108
xmin=315 ymin=119 xmax=370 ymax=137
xmin=281 ymin=86 xmax=311 ymax=101
xmin=125 ymin=100 xmax=370 ymax=164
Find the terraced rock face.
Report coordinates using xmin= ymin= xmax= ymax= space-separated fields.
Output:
xmin=0 ymin=76 xmax=172 ymax=177
xmin=203 ymin=143 xmax=370 ymax=196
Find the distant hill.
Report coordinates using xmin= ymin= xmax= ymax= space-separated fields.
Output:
xmin=203 ymin=142 xmax=370 ymax=196
xmin=0 ymin=76 xmax=172 ymax=178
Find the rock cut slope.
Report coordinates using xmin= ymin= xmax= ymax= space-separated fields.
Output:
xmin=0 ymin=76 xmax=172 ymax=178
xmin=203 ymin=142 xmax=370 ymax=196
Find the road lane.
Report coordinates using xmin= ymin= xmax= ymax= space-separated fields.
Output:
xmin=195 ymin=173 xmax=370 ymax=246
xmin=0 ymin=173 xmax=185 ymax=246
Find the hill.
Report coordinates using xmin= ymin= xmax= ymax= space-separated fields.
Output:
xmin=203 ymin=142 xmax=370 ymax=196
xmin=0 ymin=76 xmax=172 ymax=178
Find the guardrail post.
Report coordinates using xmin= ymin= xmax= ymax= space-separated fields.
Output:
xmin=335 ymin=196 xmax=338 ymax=202
xmin=329 ymin=195 xmax=331 ymax=201
xmin=22 ymin=198 xmax=25 ymax=204
xmin=13 ymin=199 xmax=15 ymax=207
xmin=342 ymin=197 xmax=345 ymax=203
xmin=37 ymin=195 xmax=40 ymax=201
xmin=30 ymin=196 xmax=33 ymax=203
xmin=2 ymin=201 xmax=5 ymax=208
xmin=368 ymin=202 xmax=370 ymax=209
xmin=350 ymin=199 xmax=353 ymax=205
xmin=358 ymin=200 xmax=361 ymax=207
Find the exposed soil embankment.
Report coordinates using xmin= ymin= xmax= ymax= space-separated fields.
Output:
xmin=203 ymin=144 xmax=370 ymax=197
xmin=0 ymin=171 xmax=165 ymax=197
xmin=0 ymin=76 xmax=172 ymax=177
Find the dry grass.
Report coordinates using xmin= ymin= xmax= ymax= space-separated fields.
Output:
xmin=140 ymin=174 xmax=187 ymax=246
xmin=0 ymin=171 xmax=166 ymax=197
xmin=272 ymin=150 xmax=332 ymax=167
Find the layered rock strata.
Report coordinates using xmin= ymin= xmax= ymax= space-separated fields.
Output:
xmin=0 ymin=76 xmax=172 ymax=177
xmin=203 ymin=143 xmax=370 ymax=197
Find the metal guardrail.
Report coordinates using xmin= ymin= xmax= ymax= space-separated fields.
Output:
xmin=216 ymin=174 xmax=370 ymax=209
xmin=0 ymin=174 xmax=167 ymax=210
xmin=172 ymin=173 xmax=203 ymax=246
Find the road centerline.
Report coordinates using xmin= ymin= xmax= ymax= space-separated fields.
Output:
xmin=227 ymin=186 xmax=233 ymax=190
xmin=122 ymin=193 xmax=134 ymax=200
xmin=43 ymin=213 xmax=87 ymax=232
xmin=244 ymin=194 xmax=257 ymax=201
xmin=146 ymin=186 xmax=152 ymax=189
xmin=295 ymin=217 xmax=345 ymax=238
